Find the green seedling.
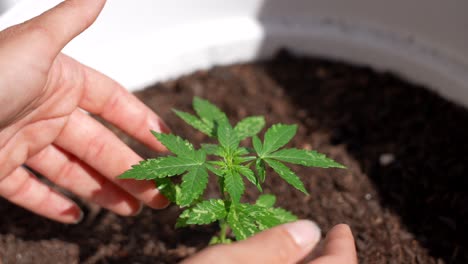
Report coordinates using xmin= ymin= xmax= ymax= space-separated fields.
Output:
xmin=119 ymin=97 xmax=345 ymax=243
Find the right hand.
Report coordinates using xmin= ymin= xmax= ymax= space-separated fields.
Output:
xmin=183 ymin=221 xmax=357 ymax=264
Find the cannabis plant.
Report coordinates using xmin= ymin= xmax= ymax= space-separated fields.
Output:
xmin=120 ymin=97 xmax=344 ymax=243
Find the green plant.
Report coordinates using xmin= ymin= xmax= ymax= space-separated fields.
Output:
xmin=119 ymin=97 xmax=345 ymax=243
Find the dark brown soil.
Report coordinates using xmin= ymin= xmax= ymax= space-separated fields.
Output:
xmin=1 ymin=50 xmax=467 ymax=263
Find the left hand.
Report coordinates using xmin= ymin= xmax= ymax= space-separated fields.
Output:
xmin=0 ymin=0 xmax=170 ymax=223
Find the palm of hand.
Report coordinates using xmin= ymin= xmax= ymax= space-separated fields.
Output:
xmin=2 ymin=54 xmax=83 ymax=177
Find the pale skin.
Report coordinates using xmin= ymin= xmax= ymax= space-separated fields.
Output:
xmin=0 ymin=0 xmax=357 ymax=263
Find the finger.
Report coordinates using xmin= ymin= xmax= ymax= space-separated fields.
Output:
xmin=309 ymin=224 xmax=357 ymax=264
xmin=0 ymin=166 xmax=82 ymax=224
xmin=26 ymin=144 xmax=142 ymax=216
xmin=76 ymin=57 xmax=169 ymax=152
xmin=183 ymin=220 xmax=322 ymax=264
xmin=54 ymin=110 xmax=169 ymax=209
xmin=5 ymin=0 xmax=106 ymax=64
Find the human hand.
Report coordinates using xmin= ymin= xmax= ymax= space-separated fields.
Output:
xmin=183 ymin=222 xmax=357 ymax=264
xmin=0 ymin=0 xmax=170 ymax=223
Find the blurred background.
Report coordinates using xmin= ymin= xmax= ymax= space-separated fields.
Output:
xmin=1 ymin=0 xmax=467 ymax=106
xmin=0 ymin=0 xmax=18 ymax=15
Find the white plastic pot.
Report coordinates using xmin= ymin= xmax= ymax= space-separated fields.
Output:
xmin=1 ymin=0 xmax=468 ymax=106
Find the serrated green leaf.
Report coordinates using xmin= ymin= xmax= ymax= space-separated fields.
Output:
xmin=227 ymin=204 xmax=259 ymax=240
xmin=155 ymin=178 xmax=180 ymax=203
xmin=179 ymin=166 xmax=209 ymax=206
xmin=209 ymin=236 xmax=220 ymax=245
xmin=234 ymin=116 xmax=265 ymax=140
xmin=255 ymin=158 xmax=266 ymax=182
xmin=264 ymin=159 xmax=308 ymax=194
xmin=224 ymin=170 xmax=244 ymax=203
xmin=193 ymin=97 xmax=228 ymax=125
xmin=175 ymin=216 xmax=188 ymax=228
xmin=270 ymin=208 xmax=297 ymax=223
xmin=217 ymin=121 xmax=240 ymax=151
xmin=227 ymin=202 xmax=297 ymax=240
xmin=241 ymin=204 xmax=280 ymax=230
xmin=252 ymin=136 xmax=263 ymax=154
xmin=118 ymin=159 xmax=161 ymax=180
xmin=245 ymin=203 xmax=297 ymax=229
xmin=261 ymin=124 xmax=297 ymax=155
xmin=205 ymin=163 xmax=225 ymax=177
xmin=179 ymin=199 xmax=227 ymax=225
xmin=152 ymin=132 xmax=195 ymax=158
xmin=119 ymin=156 xmax=199 ymax=180
xmin=256 ymin=194 xmax=276 ymax=208
xmin=201 ymin=144 xmax=223 ymax=156
xmin=193 ymin=149 xmax=207 ymax=163
xmin=235 ymin=147 xmax=250 ymax=156
xmin=237 ymin=166 xmax=262 ymax=191
xmin=234 ymin=156 xmax=256 ymax=164
xmin=266 ymin=148 xmax=345 ymax=168
xmin=173 ymin=109 xmax=213 ymax=136
xmin=155 ymin=156 xmax=204 ymax=177
xmin=209 ymin=161 xmax=225 ymax=167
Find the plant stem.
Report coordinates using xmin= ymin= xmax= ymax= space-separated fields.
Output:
xmin=217 ymin=159 xmax=229 ymax=243
xmin=219 ymin=219 xmax=228 ymax=243
xmin=217 ymin=177 xmax=228 ymax=243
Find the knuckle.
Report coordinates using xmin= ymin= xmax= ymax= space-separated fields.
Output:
xmin=82 ymin=134 xmax=108 ymax=162
xmin=32 ymin=188 xmax=53 ymax=211
xmin=4 ymin=173 xmax=32 ymax=199
xmin=54 ymin=160 xmax=78 ymax=187
xmin=25 ymin=22 xmax=57 ymax=47
xmin=101 ymin=88 xmax=124 ymax=116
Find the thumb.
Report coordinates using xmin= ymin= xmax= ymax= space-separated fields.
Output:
xmin=183 ymin=220 xmax=322 ymax=264
xmin=2 ymin=0 xmax=105 ymax=62
xmin=309 ymin=224 xmax=357 ymax=264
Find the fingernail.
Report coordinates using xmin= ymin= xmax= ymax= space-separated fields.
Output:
xmin=73 ymin=210 xmax=84 ymax=224
xmin=149 ymin=117 xmax=171 ymax=134
xmin=284 ymin=220 xmax=321 ymax=250
xmin=130 ymin=203 xmax=144 ymax=216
